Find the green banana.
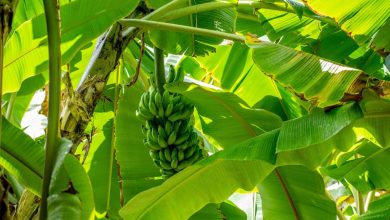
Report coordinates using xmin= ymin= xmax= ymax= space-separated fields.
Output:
xmin=171 ymin=159 xmax=178 ymax=169
xmin=168 ymin=112 xmax=182 ymax=122
xmin=162 ymin=90 xmax=170 ymax=108
xmin=136 ymin=110 xmax=149 ymax=121
xmin=146 ymin=140 xmax=161 ymax=151
xmin=176 ymin=158 xmax=192 ymax=170
xmin=188 ymin=151 xmax=201 ymax=163
xmin=152 ymin=128 xmax=159 ymax=141
xmin=165 ymin=121 xmax=173 ymax=135
xmin=157 ymin=134 xmax=168 ymax=148
xmin=167 ymin=131 xmax=177 ymax=145
xmin=159 ymin=150 xmax=165 ymax=161
xmin=174 ymin=130 xmax=191 ymax=145
xmin=138 ymin=93 xmax=145 ymax=108
xmin=139 ymin=107 xmax=154 ymax=119
xmin=158 ymin=126 xmax=167 ymax=139
xmin=161 ymin=169 xmax=175 ymax=176
xmin=143 ymin=91 xmax=150 ymax=108
xmin=176 ymin=141 xmax=189 ymax=150
xmin=178 ymin=150 xmax=185 ymax=161
xmin=158 ymin=106 xmax=164 ymax=118
xmin=154 ymin=92 xmax=162 ymax=109
xmin=172 ymin=103 xmax=184 ymax=114
xmin=148 ymin=99 xmax=158 ymax=116
xmin=164 ymin=102 xmax=174 ymax=117
xmin=173 ymin=121 xmax=182 ymax=134
xmin=164 ymin=148 xmax=172 ymax=162
xmin=160 ymin=160 xmax=172 ymax=170
xmin=149 ymin=150 xmax=159 ymax=160
xmin=145 ymin=120 xmax=152 ymax=130
xmin=171 ymin=148 xmax=178 ymax=161
xmin=184 ymin=145 xmax=195 ymax=159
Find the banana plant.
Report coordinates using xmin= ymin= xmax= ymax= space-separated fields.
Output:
xmin=0 ymin=0 xmax=390 ymax=219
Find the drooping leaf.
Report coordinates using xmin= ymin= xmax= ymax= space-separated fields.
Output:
xmin=0 ymin=117 xmax=44 ymax=195
xmin=119 ymin=130 xmax=278 ymax=219
xmin=306 ymin=0 xmax=390 ymax=54
xmin=82 ymin=112 xmax=120 ymax=218
xmin=64 ymin=155 xmax=96 ymax=220
xmin=257 ymin=8 xmax=321 ymax=45
xmin=256 ymin=7 xmax=381 ymax=74
xmin=166 ymin=82 xmax=282 ymax=149
xmin=258 ymin=166 xmax=336 ymax=220
xmin=251 ymin=42 xmax=362 ymax=107
xmin=277 ymin=103 xmax=363 ymax=152
xmin=50 ymin=138 xmax=73 ymax=195
xmin=3 ymin=0 xmax=139 ymax=94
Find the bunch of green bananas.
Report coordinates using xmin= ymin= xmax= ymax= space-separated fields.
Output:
xmin=136 ymin=67 xmax=204 ymax=178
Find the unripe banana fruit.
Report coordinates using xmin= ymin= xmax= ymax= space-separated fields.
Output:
xmin=136 ymin=66 xmax=205 ymax=178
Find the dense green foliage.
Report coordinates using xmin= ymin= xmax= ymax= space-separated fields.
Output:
xmin=0 ymin=0 xmax=389 ymax=219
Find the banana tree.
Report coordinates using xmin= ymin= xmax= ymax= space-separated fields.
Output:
xmin=1 ymin=0 xmax=390 ymax=219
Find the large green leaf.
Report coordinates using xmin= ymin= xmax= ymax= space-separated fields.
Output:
xmin=119 ymin=130 xmax=278 ymax=219
xmin=166 ymin=82 xmax=282 ymax=149
xmin=48 ymin=153 xmax=96 ymax=220
xmin=3 ymin=0 xmax=139 ymax=94
xmin=259 ymin=166 xmax=336 ymax=220
xmin=82 ymin=112 xmax=120 ymax=219
xmin=149 ymin=0 xmax=236 ymax=56
xmin=257 ymin=8 xmax=321 ymax=45
xmin=306 ymin=0 xmax=390 ymax=54
xmin=64 ymin=155 xmax=96 ymax=220
xmin=253 ymin=5 xmax=382 ymax=75
xmin=252 ymin=42 xmax=362 ymax=107
xmin=0 ymin=117 xmax=44 ymax=195
xmin=277 ymin=103 xmax=363 ymax=152
xmin=115 ymin=83 xmax=163 ymax=203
